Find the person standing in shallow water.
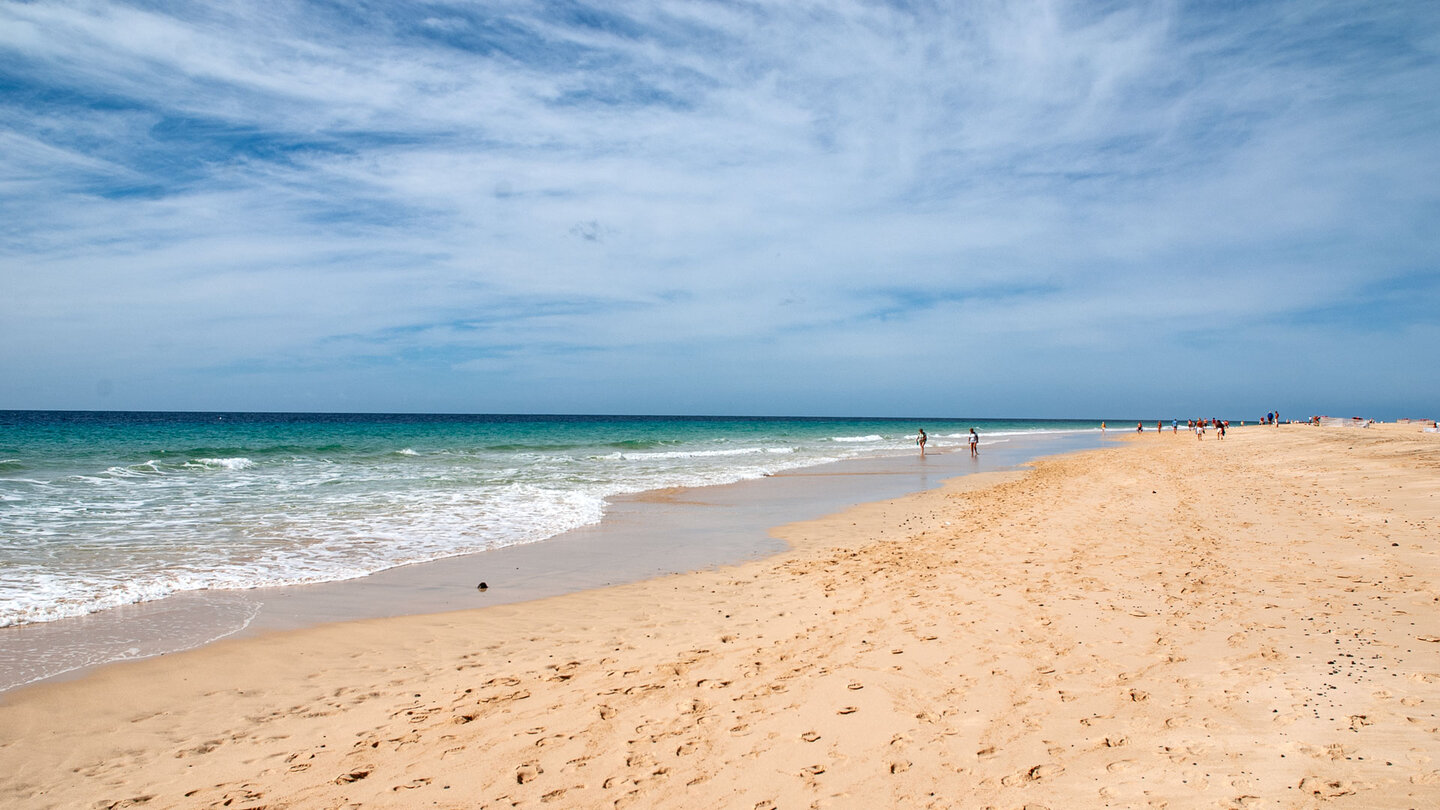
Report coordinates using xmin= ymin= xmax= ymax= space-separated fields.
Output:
xmin=916 ymin=428 xmax=927 ymax=456
xmin=969 ymin=428 xmax=979 ymax=457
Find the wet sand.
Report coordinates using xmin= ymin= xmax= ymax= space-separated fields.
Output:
xmin=1 ymin=424 xmax=1438 ymax=809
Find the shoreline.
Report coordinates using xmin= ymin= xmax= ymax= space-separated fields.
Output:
xmin=2 ymin=423 xmax=1437 ymax=808
xmin=0 ymin=430 xmax=1106 ymax=693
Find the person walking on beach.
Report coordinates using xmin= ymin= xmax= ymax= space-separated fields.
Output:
xmin=916 ymin=428 xmax=927 ymax=456
xmin=969 ymin=428 xmax=979 ymax=457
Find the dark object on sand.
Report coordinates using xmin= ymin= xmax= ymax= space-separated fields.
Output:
xmin=477 ymin=582 xmax=489 ymax=591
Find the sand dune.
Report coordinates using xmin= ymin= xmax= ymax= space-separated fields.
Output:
xmin=2 ymin=423 xmax=1438 ymax=809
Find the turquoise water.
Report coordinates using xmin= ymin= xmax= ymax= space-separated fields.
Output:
xmin=0 ymin=412 xmax=1103 ymax=628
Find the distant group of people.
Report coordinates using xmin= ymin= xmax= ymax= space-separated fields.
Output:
xmin=1188 ymin=418 xmax=1228 ymax=440
xmin=1104 ymin=418 xmax=1230 ymax=440
xmin=919 ymin=410 xmax=1290 ymax=459
xmin=915 ymin=428 xmax=979 ymax=458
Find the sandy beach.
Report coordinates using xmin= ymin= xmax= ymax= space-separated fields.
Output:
xmin=1 ymin=423 xmax=1437 ymax=809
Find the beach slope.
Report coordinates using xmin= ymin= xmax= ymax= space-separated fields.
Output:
xmin=2 ymin=424 xmax=1438 ymax=808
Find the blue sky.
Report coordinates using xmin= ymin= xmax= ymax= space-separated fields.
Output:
xmin=2 ymin=0 xmax=1437 ymax=418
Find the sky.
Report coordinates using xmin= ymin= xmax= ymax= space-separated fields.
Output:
xmin=2 ymin=0 xmax=1437 ymax=419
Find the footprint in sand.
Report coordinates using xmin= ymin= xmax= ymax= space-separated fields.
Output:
xmin=100 ymin=796 xmax=155 ymax=808
xmin=335 ymin=767 xmax=373 ymax=784
xmin=1411 ymin=771 xmax=1440 ymax=785
xmin=1299 ymin=776 xmax=1355 ymax=797
xmin=1001 ymin=764 xmax=1063 ymax=785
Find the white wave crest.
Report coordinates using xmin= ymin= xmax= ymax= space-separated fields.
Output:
xmin=974 ymin=428 xmax=1096 ymax=437
xmin=831 ymin=435 xmax=883 ymax=442
xmin=607 ymin=447 xmax=795 ymax=461
xmin=191 ymin=458 xmax=255 ymax=470
xmin=102 ymin=461 xmax=165 ymax=478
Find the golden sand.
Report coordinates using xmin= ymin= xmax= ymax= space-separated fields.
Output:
xmin=2 ymin=423 xmax=1437 ymax=809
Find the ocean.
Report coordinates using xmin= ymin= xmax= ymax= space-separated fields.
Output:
xmin=0 ymin=411 xmax=1105 ymax=688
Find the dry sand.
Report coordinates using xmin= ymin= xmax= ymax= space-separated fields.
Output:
xmin=1 ymin=423 xmax=1437 ymax=809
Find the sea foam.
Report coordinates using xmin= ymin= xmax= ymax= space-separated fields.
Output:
xmin=190 ymin=457 xmax=255 ymax=470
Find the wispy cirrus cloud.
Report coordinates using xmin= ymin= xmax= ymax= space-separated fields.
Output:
xmin=1 ymin=0 xmax=1437 ymax=416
